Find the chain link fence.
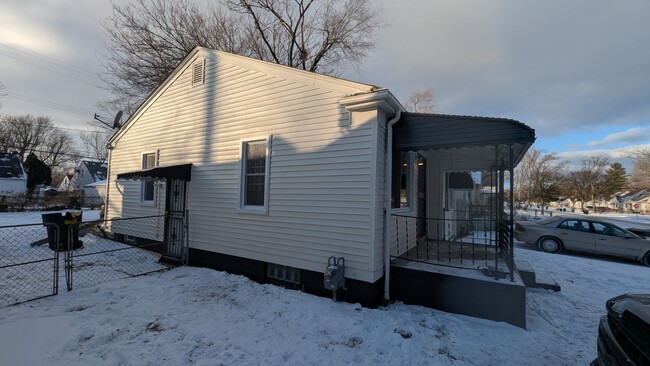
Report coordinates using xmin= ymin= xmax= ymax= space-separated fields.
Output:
xmin=0 ymin=213 xmax=174 ymax=307
xmin=67 ymin=215 xmax=170 ymax=290
xmin=0 ymin=222 xmax=60 ymax=306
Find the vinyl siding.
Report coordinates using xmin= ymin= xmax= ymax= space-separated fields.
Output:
xmin=107 ymin=49 xmax=384 ymax=282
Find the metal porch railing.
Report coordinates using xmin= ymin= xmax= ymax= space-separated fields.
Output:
xmin=391 ymin=213 xmax=515 ymax=281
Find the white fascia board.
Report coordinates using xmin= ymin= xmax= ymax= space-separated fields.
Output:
xmin=205 ymin=49 xmax=378 ymax=95
xmin=339 ymin=89 xmax=405 ymax=115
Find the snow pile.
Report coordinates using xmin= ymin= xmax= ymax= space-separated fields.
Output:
xmin=1 ymin=210 xmax=649 ymax=365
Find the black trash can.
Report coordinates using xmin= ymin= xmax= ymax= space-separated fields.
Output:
xmin=42 ymin=211 xmax=84 ymax=251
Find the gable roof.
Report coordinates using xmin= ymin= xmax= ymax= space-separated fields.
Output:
xmin=110 ymin=47 xmax=383 ymax=145
xmin=0 ymin=153 xmax=26 ymax=179
xmin=82 ymin=160 xmax=108 ymax=182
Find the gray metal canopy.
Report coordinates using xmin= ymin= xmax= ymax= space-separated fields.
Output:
xmin=393 ymin=113 xmax=536 ymax=166
xmin=117 ymin=163 xmax=192 ymax=181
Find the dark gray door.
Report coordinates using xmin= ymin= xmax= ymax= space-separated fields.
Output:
xmin=164 ymin=178 xmax=186 ymax=261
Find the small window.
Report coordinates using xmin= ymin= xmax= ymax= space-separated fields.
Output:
xmin=559 ymin=220 xmax=589 ymax=232
xmin=192 ymin=60 xmax=205 ymax=86
xmin=141 ymin=152 xmax=157 ymax=203
xmin=592 ymin=222 xmax=626 ymax=237
xmin=267 ymin=263 xmax=301 ymax=284
xmin=240 ymin=137 xmax=271 ymax=212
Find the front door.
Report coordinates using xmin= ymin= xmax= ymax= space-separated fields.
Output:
xmin=163 ymin=178 xmax=187 ymax=262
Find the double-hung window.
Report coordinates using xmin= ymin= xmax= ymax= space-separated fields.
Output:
xmin=141 ymin=152 xmax=156 ymax=204
xmin=240 ymin=137 xmax=271 ymax=212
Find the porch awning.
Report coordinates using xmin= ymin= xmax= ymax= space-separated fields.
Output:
xmin=116 ymin=163 xmax=192 ymax=181
xmin=393 ymin=113 xmax=535 ymax=165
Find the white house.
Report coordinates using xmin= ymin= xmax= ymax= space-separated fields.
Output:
xmin=104 ymin=47 xmax=536 ymax=327
xmin=0 ymin=152 xmax=27 ymax=195
xmin=69 ymin=160 xmax=107 ymax=190
xmin=83 ymin=180 xmax=107 ymax=207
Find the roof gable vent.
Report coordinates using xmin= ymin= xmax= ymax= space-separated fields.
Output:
xmin=192 ymin=60 xmax=205 ymax=86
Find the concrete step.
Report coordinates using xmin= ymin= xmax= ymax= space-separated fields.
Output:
xmin=516 ymin=260 xmax=561 ymax=292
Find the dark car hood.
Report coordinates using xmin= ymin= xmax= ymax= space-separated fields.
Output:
xmin=606 ymin=293 xmax=650 ymax=361
xmin=607 ymin=293 xmax=650 ymax=324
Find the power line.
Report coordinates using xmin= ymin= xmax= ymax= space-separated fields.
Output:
xmin=5 ymin=93 xmax=96 ymax=116
xmin=3 ymin=145 xmax=100 ymax=161
xmin=0 ymin=42 xmax=99 ymax=80
xmin=1 ymin=114 xmax=113 ymax=135
xmin=0 ymin=52 xmax=100 ymax=88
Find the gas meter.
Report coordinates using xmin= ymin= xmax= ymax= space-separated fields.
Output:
xmin=324 ymin=256 xmax=345 ymax=301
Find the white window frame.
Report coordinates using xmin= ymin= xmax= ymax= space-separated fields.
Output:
xmin=140 ymin=151 xmax=157 ymax=206
xmin=238 ymin=135 xmax=272 ymax=214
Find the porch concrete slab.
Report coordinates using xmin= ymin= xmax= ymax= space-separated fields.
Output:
xmin=400 ymin=239 xmax=510 ymax=273
xmin=390 ymin=259 xmax=527 ymax=329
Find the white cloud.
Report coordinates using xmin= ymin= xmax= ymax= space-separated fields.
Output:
xmin=585 ymin=127 xmax=650 ymax=147
xmin=556 ymin=143 xmax=650 ymax=171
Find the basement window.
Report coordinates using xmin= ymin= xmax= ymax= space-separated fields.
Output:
xmin=192 ymin=59 xmax=205 ymax=86
xmin=267 ymin=263 xmax=301 ymax=284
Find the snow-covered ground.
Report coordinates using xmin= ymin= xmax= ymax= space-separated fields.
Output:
xmin=1 ymin=212 xmax=649 ymax=365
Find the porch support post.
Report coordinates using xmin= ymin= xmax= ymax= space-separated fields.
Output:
xmin=509 ymin=144 xmax=515 ymax=281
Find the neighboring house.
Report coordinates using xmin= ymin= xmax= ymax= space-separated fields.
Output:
xmin=67 ymin=160 xmax=108 ymax=206
xmin=84 ymin=180 xmax=107 ymax=207
xmin=105 ymin=47 xmax=535 ymax=327
xmin=70 ymin=161 xmax=107 ymax=191
xmin=0 ymin=152 xmax=27 ymax=195
xmin=58 ymin=173 xmax=74 ymax=192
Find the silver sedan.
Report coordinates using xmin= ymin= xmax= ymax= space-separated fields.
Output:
xmin=514 ymin=216 xmax=650 ymax=266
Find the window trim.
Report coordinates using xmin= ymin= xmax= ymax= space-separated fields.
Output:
xmin=140 ymin=151 xmax=157 ymax=206
xmin=238 ymin=135 xmax=272 ymax=214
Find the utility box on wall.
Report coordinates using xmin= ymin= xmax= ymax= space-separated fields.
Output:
xmin=324 ymin=256 xmax=345 ymax=300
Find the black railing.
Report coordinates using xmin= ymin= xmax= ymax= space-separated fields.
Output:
xmin=391 ymin=213 xmax=515 ymax=280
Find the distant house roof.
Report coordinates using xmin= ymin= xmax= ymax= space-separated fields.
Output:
xmin=0 ymin=153 xmax=26 ymax=179
xmin=83 ymin=161 xmax=108 ymax=182
xmin=85 ymin=179 xmax=107 ymax=188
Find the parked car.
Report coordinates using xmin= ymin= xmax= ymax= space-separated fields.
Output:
xmin=591 ymin=293 xmax=650 ymax=366
xmin=514 ymin=216 xmax=650 ymax=266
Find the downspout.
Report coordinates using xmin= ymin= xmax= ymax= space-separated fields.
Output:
xmin=104 ymin=143 xmax=115 ymax=220
xmin=383 ymin=110 xmax=401 ymax=301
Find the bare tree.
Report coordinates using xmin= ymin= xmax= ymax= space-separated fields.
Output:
xmin=562 ymin=170 xmax=591 ymax=211
xmin=80 ymin=130 xmax=111 ymax=163
xmin=629 ymin=149 xmax=650 ymax=190
xmin=404 ymin=89 xmax=434 ymax=113
xmin=517 ymin=149 xmax=565 ymax=213
xmin=38 ymin=129 xmax=79 ymax=169
xmin=0 ymin=114 xmax=79 ymax=169
xmin=0 ymin=115 xmax=53 ymax=160
xmin=101 ymin=0 xmax=384 ymax=113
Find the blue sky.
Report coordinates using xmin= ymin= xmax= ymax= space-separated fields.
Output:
xmin=1 ymin=0 xmax=649 ymax=171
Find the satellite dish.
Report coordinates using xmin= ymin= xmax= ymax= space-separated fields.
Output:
xmin=112 ymin=110 xmax=123 ymax=129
